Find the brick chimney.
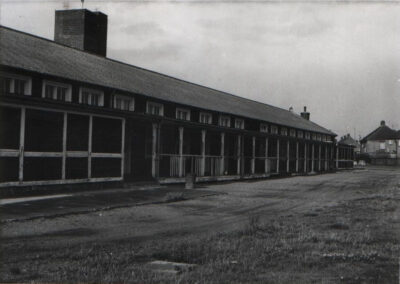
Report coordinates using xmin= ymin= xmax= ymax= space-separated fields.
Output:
xmin=301 ymin=106 xmax=310 ymax=120
xmin=54 ymin=9 xmax=108 ymax=56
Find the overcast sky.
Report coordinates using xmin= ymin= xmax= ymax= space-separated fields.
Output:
xmin=1 ymin=0 xmax=399 ymax=139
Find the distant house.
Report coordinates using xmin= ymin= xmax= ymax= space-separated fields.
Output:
xmin=337 ymin=134 xmax=357 ymax=168
xmin=360 ymin=121 xmax=400 ymax=166
xmin=339 ymin=134 xmax=360 ymax=154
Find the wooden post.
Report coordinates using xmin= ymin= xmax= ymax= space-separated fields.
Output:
xmin=237 ymin=135 xmax=241 ymax=175
xmin=276 ymin=139 xmax=280 ymax=173
xmin=336 ymin=145 xmax=339 ymax=169
xmin=304 ymin=143 xmax=307 ymax=173
xmin=325 ymin=145 xmax=328 ymax=171
xmin=296 ymin=141 xmax=299 ymax=173
xmin=201 ymin=129 xmax=206 ymax=176
xmin=311 ymin=143 xmax=315 ymax=172
xmin=179 ymin=126 xmax=184 ymax=177
xmin=62 ymin=112 xmax=67 ymax=180
xmin=88 ymin=115 xmax=93 ymax=179
xmin=286 ymin=140 xmax=290 ymax=173
xmin=151 ymin=123 xmax=158 ymax=178
xmin=251 ymin=136 xmax=256 ymax=174
xmin=319 ymin=144 xmax=321 ymax=172
xmin=265 ymin=137 xmax=269 ymax=174
xmin=18 ymin=107 xmax=25 ymax=182
xmin=120 ymin=118 xmax=126 ymax=179
xmin=220 ymin=132 xmax=225 ymax=175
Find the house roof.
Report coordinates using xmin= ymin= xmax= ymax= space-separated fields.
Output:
xmin=339 ymin=134 xmax=359 ymax=147
xmin=0 ymin=26 xmax=336 ymax=136
xmin=361 ymin=124 xmax=399 ymax=143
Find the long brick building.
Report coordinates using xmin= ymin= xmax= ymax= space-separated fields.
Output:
xmin=0 ymin=9 xmax=351 ymax=188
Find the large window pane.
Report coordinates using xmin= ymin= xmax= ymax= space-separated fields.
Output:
xmin=24 ymin=157 xmax=62 ymax=181
xmin=0 ymin=157 xmax=19 ymax=182
xmin=92 ymin=158 xmax=121 ymax=178
xmin=0 ymin=106 xmax=20 ymax=149
xmin=66 ymin=158 xmax=88 ymax=179
xmin=25 ymin=109 xmax=63 ymax=152
xmin=92 ymin=117 xmax=122 ymax=153
xmin=67 ymin=114 xmax=89 ymax=151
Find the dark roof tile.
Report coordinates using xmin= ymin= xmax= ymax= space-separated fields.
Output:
xmin=0 ymin=26 xmax=335 ymax=135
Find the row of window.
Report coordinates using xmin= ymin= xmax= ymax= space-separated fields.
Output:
xmin=1 ymin=73 xmax=332 ymax=141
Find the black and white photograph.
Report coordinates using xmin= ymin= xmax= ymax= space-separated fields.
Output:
xmin=0 ymin=0 xmax=399 ymax=283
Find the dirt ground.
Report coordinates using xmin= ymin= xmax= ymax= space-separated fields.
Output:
xmin=1 ymin=167 xmax=400 ymax=283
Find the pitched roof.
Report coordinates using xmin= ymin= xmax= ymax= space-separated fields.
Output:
xmin=0 ymin=26 xmax=335 ymax=136
xmin=361 ymin=125 xmax=399 ymax=143
xmin=339 ymin=134 xmax=359 ymax=146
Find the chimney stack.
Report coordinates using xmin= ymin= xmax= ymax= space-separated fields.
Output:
xmin=380 ymin=120 xmax=385 ymax=126
xmin=54 ymin=9 xmax=108 ymax=57
xmin=301 ymin=106 xmax=310 ymax=120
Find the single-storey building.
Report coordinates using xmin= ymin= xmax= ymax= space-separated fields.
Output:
xmin=0 ymin=8 xmax=351 ymax=188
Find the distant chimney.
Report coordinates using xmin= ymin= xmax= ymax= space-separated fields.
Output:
xmin=289 ymin=106 xmax=293 ymax=112
xmin=380 ymin=120 xmax=385 ymax=126
xmin=301 ymin=106 xmax=310 ymax=120
xmin=54 ymin=9 xmax=108 ymax=56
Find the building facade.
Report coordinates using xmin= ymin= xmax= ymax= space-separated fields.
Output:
xmin=360 ymin=121 xmax=400 ymax=166
xmin=0 ymin=9 xmax=351 ymax=188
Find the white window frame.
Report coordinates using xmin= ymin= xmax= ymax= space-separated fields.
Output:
xmin=176 ymin=108 xmax=191 ymax=121
xmin=297 ymin=131 xmax=304 ymax=138
xmin=380 ymin=142 xmax=385 ymax=150
xmin=113 ymin=94 xmax=134 ymax=111
xmin=260 ymin=123 xmax=268 ymax=133
xmin=290 ymin=129 xmax=296 ymax=137
xmin=79 ymin=87 xmax=104 ymax=106
xmin=388 ymin=140 xmax=393 ymax=145
xmin=271 ymin=126 xmax=278 ymax=135
xmin=281 ymin=127 xmax=288 ymax=136
xmin=146 ymin=101 xmax=164 ymax=116
xmin=317 ymin=134 xmax=322 ymax=141
xmin=234 ymin=118 xmax=244 ymax=129
xmin=0 ymin=72 xmax=32 ymax=96
xmin=42 ymin=80 xmax=72 ymax=102
xmin=199 ymin=112 xmax=212 ymax=124
xmin=305 ymin=132 xmax=311 ymax=139
xmin=219 ymin=115 xmax=231 ymax=127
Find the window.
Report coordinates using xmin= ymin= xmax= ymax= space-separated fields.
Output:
xmin=297 ymin=131 xmax=304 ymax=138
xmin=260 ymin=124 xmax=268 ymax=133
xmin=199 ymin=112 xmax=212 ymax=124
xmin=147 ymin=102 xmax=164 ymax=116
xmin=79 ymin=88 xmax=104 ymax=106
xmin=219 ymin=115 xmax=230 ymax=127
xmin=114 ymin=95 xmax=134 ymax=111
xmin=234 ymin=118 xmax=244 ymax=129
xmin=380 ymin=142 xmax=385 ymax=150
xmin=312 ymin=133 xmax=317 ymax=140
xmin=271 ymin=126 xmax=278 ymax=134
xmin=305 ymin=132 xmax=311 ymax=139
xmin=42 ymin=81 xmax=72 ymax=102
xmin=317 ymin=134 xmax=322 ymax=141
xmin=0 ymin=73 xmax=31 ymax=96
xmin=290 ymin=129 xmax=296 ymax=137
xmin=176 ymin=108 xmax=190 ymax=121
xmin=388 ymin=140 xmax=393 ymax=145
xmin=281 ymin=127 xmax=287 ymax=136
